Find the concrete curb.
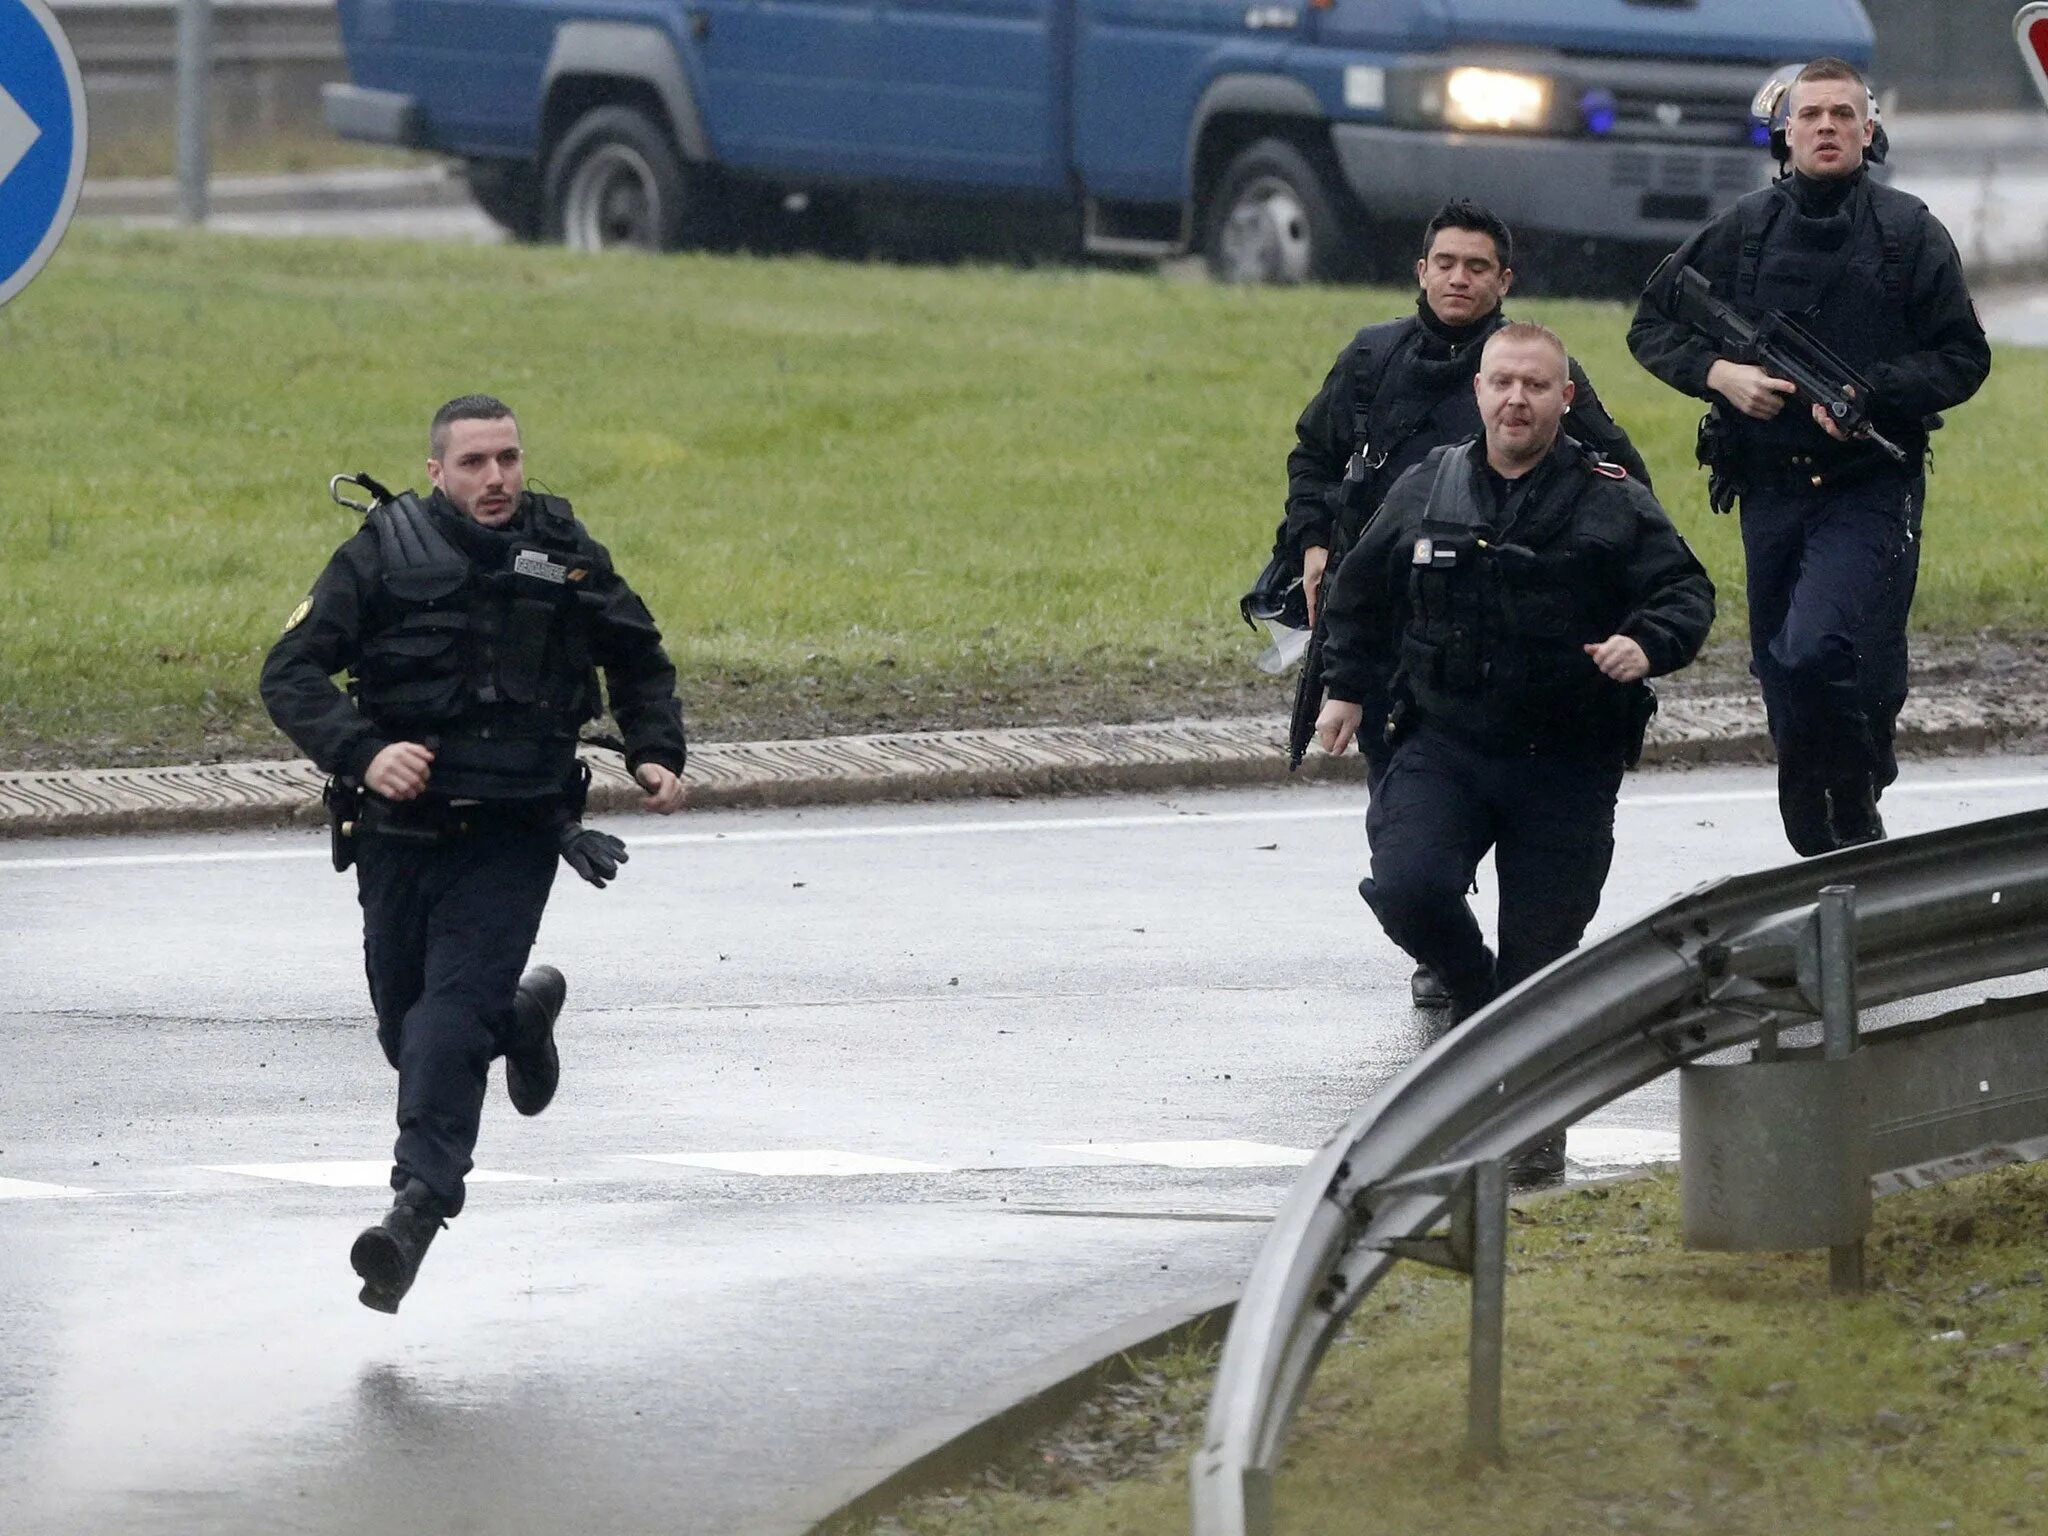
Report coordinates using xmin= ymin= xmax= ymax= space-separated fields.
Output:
xmin=748 ymin=1285 xmax=1242 ymax=1536
xmin=77 ymin=166 xmax=469 ymax=219
xmin=6 ymin=687 xmax=2047 ymax=839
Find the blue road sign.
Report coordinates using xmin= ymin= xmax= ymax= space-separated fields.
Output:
xmin=0 ymin=0 xmax=87 ymax=307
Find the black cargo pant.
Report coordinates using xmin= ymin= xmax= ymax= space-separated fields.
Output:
xmin=1359 ymin=726 xmax=1624 ymax=1014
xmin=1740 ymin=471 xmax=1922 ymax=818
xmin=355 ymin=809 xmax=558 ymax=1216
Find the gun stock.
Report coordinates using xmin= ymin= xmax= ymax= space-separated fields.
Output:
xmin=1287 ymin=625 xmax=1326 ymax=771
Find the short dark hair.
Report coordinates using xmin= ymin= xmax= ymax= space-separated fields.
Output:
xmin=429 ymin=394 xmax=517 ymax=459
xmin=1420 ymin=199 xmax=1512 ymax=270
xmin=1792 ymin=56 xmax=1869 ymax=103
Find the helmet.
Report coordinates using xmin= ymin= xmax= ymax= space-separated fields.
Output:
xmin=1752 ymin=63 xmax=1888 ymax=169
xmin=1239 ymin=550 xmax=1308 ymax=633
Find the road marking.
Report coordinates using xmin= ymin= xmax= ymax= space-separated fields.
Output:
xmin=630 ymin=1150 xmax=950 ymax=1177
xmin=1053 ymin=1139 xmax=1316 ymax=1169
xmin=205 ymin=1160 xmax=536 ymax=1187
xmin=0 ymin=1175 xmax=96 ymax=1200
xmin=0 ymin=84 xmax=42 ymax=189
xmin=8 ymin=772 xmax=2048 ymax=874
xmin=12 ymin=1127 xmax=1683 ymax=1203
xmin=1568 ymin=1127 xmax=1680 ymax=1166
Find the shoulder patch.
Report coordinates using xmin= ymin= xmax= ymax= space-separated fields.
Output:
xmin=1591 ymin=461 xmax=1629 ymax=480
xmin=281 ymin=596 xmax=313 ymax=634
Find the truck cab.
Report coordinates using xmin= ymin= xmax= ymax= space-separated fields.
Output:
xmin=323 ymin=0 xmax=1874 ymax=281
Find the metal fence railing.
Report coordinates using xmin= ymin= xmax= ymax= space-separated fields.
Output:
xmin=1191 ymin=805 xmax=2048 ymax=1536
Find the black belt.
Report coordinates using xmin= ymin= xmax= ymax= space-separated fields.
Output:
xmin=358 ymin=794 xmax=564 ymax=842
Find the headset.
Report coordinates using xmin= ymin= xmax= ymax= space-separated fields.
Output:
xmin=1752 ymin=63 xmax=1889 ymax=170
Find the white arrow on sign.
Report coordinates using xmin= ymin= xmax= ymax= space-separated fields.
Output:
xmin=0 ymin=82 xmax=42 ymax=190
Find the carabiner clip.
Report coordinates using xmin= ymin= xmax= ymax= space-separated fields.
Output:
xmin=329 ymin=474 xmax=375 ymax=513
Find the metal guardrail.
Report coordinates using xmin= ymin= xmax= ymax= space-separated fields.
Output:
xmin=1191 ymin=805 xmax=2048 ymax=1536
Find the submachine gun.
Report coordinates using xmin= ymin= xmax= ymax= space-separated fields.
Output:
xmin=1671 ymin=265 xmax=1907 ymax=466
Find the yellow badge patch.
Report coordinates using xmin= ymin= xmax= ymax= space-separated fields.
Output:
xmin=282 ymin=597 xmax=312 ymax=633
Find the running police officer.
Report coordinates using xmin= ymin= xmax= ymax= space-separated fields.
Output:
xmin=1629 ymin=57 xmax=1989 ymax=856
xmin=1274 ymin=199 xmax=1648 ymax=1010
xmin=261 ymin=394 xmax=688 ymax=1313
xmin=1314 ymin=324 xmax=1714 ymax=1183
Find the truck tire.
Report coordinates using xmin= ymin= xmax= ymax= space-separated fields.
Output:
xmin=544 ymin=105 xmax=694 ymax=252
xmin=1203 ymin=137 xmax=1356 ymax=285
xmin=461 ymin=158 xmax=544 ymax=243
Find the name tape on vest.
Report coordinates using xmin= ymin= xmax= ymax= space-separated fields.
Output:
xmin=514 ymin=550 xmax=569 ymax=585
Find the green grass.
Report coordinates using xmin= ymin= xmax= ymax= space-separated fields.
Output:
xmin=850 ymin=1164 xmax=2048 ymax=1536
xmin=2 ymin=226 xmax=2043 ymax=769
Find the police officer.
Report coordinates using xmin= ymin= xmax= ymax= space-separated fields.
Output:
xmin=261 ymin=394 xmax=688 ymax=1312
xmin=1628 ymin=57 xmax=1989 ymax=857
xmin=1278 ymin=199 xmax=1648 ymax=1010
xmin=1314 ymin=324 xmax=1714 ymax=1182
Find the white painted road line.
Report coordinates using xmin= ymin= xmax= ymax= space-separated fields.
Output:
xmin=7 ymin=1128 xmax=1685 ymax=1200
xmin=205 ymin=1161 xmax=538 ymax=1187
xmin=0 ymin=1175 xmax=98 ymax=1200
xmin=1568 ymin=1127 xmax=1682 ymax=1166
xmin=1054 ymin=1139 xmax=1317 ymax=1169
xmin=6 ymin=772 xmax=2048 ymax=874
xmin=629 ymin=1150 xmax=951 ymax=1177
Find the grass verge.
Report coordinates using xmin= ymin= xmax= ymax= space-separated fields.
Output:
xmin=3 ymin=227 xmax=2043 ymax=769
xmin=843 ymin=1163 xmax=2048 ymax=1536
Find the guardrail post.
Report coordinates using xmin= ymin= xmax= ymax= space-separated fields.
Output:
xmin=1465 ymin=1157 xmax=1507 ymax=1461
xmin=1818 ymin=883 xmax=1864 ymax=1294
xmin=1680 ymin=885 xmax=1871 ymax=1272
xmin=176 ymin=0 xmax=213 ymax=224
xmin=1370 ymin=1156 xmax=1511 ymax=1462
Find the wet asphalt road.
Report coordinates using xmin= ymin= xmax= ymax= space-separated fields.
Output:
xmin=6 ymin=755 xmax=2048 ymax=1535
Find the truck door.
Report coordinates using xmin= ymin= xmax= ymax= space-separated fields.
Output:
xmin=864 ymin=0 xmax=1072 ymax=191
xmin=1070 ymin=0 xmax=1267 ymax=201
xmin=687 ymin=0 xmax=885 ymax=173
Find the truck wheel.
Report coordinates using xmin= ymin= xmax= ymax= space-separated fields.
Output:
xmin=544 ymin=105 xmax=693 ymax=252
xmin=460 ymin=158 xmax=544 ymax=243
xmin=1203 ymin=138 xmax=1356 ymax=284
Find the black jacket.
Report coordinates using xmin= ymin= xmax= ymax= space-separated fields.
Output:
xmin=1627 ymin=170 xmax=1989 ymax=474
xmin=261 ymin=489 xmax=687 ymax=794
xmin=1322 ymin=434 xmax=1714 ymax=758
xmin=1283 ymin=301 xmax=1649 ymax=563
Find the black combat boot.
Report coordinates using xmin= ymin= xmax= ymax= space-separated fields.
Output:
xmin=1409 ymin=965 xmax=1454 ymax=1009
xmin=1507 ymin=1131 xmax=1567 ymax=1187
xmin=1777 ymin=768 xmax=1836 ymax=858
xmin=351 ymin=1178 xmax=447 ymax=1314
xmin=1827 ymin=778 xmax=1886 ymax=849
xmin=505 ymin=964 xmax=567 ymax=1116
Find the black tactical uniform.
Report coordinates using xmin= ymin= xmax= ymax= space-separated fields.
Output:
xmin=1283 ymin=297 xmax=1650 ymax=575
xmin=261 ymin=486 xmax=685 ymax=1304
xmin=1321 ymin=434 xmax=1714 ymax=1030
xmin=1628 ymin=168 xmax=1989 ymax=854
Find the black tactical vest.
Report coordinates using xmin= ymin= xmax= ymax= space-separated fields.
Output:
xmin=351 ymin=492 xmax=602 ymax=798
xmin=1731 ymin=175 xmax=1922 ymax=471
xmin=1333 ymin=313 xmax=1497 ymax=552
xmin=1398 ymin=441 xmax=1648 ymax=755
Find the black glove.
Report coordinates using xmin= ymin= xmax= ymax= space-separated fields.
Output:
xmin=557 ymin=822 xmax=629 ymax=888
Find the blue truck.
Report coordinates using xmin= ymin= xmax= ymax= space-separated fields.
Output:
xmin=324 ymin=0 xmax=1875 ymax=281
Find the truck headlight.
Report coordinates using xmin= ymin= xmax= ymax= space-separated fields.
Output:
xmin=1441 ymin=67 xmax=1551 ymax=131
